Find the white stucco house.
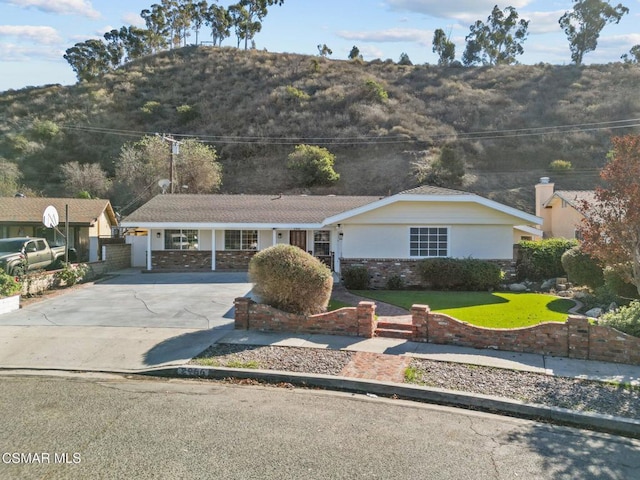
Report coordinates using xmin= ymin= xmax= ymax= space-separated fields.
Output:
xmin=121 ymin=186 xmax=541 ymax=287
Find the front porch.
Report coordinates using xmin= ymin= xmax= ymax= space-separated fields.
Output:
xmin=141 ymin=227 xmax=340 ymax=272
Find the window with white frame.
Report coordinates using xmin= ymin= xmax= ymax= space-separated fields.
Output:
xmin=225 ymin=230 xmax=258 ymax=250
xmin=313 ymin=230 xmax=331 ymax=256
xmin=409 ymin=227 xmax=448 ymax=257
xmin=164 ymin=229 xmax=199 ymax=250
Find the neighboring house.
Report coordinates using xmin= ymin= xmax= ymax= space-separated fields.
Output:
xmin=121 ymin=186 xmax=541 ymax=287
xmin=0 ymin=197 xmax=118 ymax=262
xmin=535 ymin=177 xmax=596 ymax=239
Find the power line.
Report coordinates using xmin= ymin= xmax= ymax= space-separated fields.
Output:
xmin=58 ymin=117 xmax=640 ymax=146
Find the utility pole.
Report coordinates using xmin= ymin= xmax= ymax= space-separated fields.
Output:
xmin=160 ymin=134 xmax=180 ymax=194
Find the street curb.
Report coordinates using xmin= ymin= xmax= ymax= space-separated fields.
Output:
xmin=141 ymin=365 xmax=640 ymax=440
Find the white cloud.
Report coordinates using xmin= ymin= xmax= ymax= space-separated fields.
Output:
xmin=0 ymin=41 xmax=63 ymax=61
xmin=122 ymin=12 xmax=145 ymax=28
xmin=522 ymin=10 xmax=565 ymax=35
xmin=337 ymin=28 xmax=433 ymax=47
xmin=384 ymin=0 xmax=531 ymax=19
xmin=6 ymin=0 xmax=100 ymax=19
xmin=0 ymin=25 xmax=62 ymax=44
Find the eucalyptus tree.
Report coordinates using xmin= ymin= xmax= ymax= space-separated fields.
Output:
xmin=432 ymin=28 xmax=456 ymax=66
xmin=462 ymin=5 xmax=529 ymax=66
xmin=140 ymin=4 xmax=170 ymax=52
xmin=205 ymin=3 xmax=231 ymax=46
xmin=559 ymin=0 xmax=629 ymax=65
xmin=64 ymin=39 xmax=111 ymax=81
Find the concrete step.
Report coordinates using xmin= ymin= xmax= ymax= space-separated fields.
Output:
xmin=376 ymin=321 xmax=413 ymax=331
xmin=374 ymin=328 xmax=414 ymax=340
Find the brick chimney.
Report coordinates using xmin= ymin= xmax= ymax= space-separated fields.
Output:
xmin=535 ymin=177 xmax=554 ymax=236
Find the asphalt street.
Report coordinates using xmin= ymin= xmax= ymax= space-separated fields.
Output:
xmin=1 ymin=373 xmax=639 ymax=479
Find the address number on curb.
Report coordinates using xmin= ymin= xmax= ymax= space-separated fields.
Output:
xmin=177 ymin=367 xmax=211 ymax=377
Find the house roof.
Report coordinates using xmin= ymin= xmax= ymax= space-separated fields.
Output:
xmin=0 ymin=197 xmax=117 ymax=226
xmin=543 ymin=190 xmax=597 ymax=213
xmin=399 ymin=185 xmax=469 ymax=196
xmin=122 ymin=187 xmax=542 ymax=229
xmin=122 ymin=194 xmax=380 ymax=226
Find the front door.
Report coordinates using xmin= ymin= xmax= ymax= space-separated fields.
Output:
xmin=290 ymin=230 xmax=307 ymax=252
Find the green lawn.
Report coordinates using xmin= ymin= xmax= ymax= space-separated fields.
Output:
xmin=351 ymin=290 xmax=575 ymax=328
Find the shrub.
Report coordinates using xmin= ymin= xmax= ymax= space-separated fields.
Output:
xmin=284 ymin=85 xmax=310 ymax=102
xmin=603 ymin=264 xmax=639 ymax=299
xmin=342 ymin=266 xmax=370 ymax=290
xmin=363 ymin=79 xmax=388 ymax=103
xmin=516 ymin=238 xmax=577 ymax=281
xmin=386 ymin=274 xmax=405 ymax=290
xmin=560 ymin=246 xmax=604 ymax=289
xmin=287 ymin=144 xmax=340 ymax=186
xmin=0 ymin=269 xmax=21 ymax=297
xmin=419 ymin=258 xmax=503 ymax=291
xmin=55 ymin=263 xmax=88 ymax=286
xmin=249 ymin=245 xmax=332 ymax=315
xmin=549 ymin=159 xmax=573 ymax=172
xmin=600 ymin=300 xmax=640 ymax=337
xmin=176 ymin=104 xmax=198 ymax=123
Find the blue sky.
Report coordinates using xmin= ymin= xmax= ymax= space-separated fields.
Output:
xmin=1 ymin=0 xmax=639 ymax=91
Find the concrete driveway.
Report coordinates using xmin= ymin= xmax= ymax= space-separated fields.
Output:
xmin=0 ymin=271 xmax=253 ymax=371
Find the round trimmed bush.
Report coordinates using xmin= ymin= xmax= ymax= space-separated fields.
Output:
xmin=249 ymin=244 xmax=333 ymax=315
xmin=560 ymin=246 xmax=604 ymax=289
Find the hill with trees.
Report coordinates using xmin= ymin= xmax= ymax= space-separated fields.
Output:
xmin=1 ymin=45 xmax=639 ymax=214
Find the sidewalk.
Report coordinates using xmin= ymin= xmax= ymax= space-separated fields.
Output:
xmin=216 ymin=329 xmax=640 ymax=386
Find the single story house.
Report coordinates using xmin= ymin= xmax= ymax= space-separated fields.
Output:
xmin=535 ymin=177 xmax=596 ymax=239
xmin=121 ymin=186 xmax=542 ymax=287
xmin=0 ymin=197 xmax=118 ymax=262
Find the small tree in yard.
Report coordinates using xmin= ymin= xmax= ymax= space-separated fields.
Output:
xmin=287 ymin=144 xmax=339 ymax=187
xmin=249 ymin=244 xmax=333 ymax=315
xmin=578 ymin=134 xmax=640 ymax=296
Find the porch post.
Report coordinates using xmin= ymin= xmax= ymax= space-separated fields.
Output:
xmin=272 ymin=228 xmax=277 ymax=246
xmin=146 ymin=230 xmax=152 ymax=271
xmin=211 ymin=229 xmax=216 ymax=271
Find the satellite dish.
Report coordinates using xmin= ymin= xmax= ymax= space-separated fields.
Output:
xmin=158 ymin=179 xmax=171 ymax=194
xmin=43 ymin=205 xmax=59 ymax=228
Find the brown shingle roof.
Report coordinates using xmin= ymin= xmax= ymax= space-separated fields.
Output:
xmin=548 ymin=190 xmax=597 ymax=213
xmin=122 ymin=194 xmax=381 ymax=224
xmin=0 ymin=197 xmax=116 ymax=225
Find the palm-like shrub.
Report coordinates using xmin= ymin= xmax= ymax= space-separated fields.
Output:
xmin=249 ymin=244 xmax=333 ymax=315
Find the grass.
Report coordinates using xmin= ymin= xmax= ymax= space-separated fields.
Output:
xmin=352 ymin=290 xmax=575 ymax=328
xmin=327 ymin=299 xmax=353 ymax=311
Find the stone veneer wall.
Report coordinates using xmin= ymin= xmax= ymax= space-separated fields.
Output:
xmin=103 ymin=244 xmax=131 ymax=271
xmin=215 ymin=251 xmax=257 ymax=270
xmin=152 ymin=251 xmax=212 ymax=270
xmin=341 ymin=258 xmax=516 ymax=289
xmin=234 ymin=297 xmax=377 ymax=338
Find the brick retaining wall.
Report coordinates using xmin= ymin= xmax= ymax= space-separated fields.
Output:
xmin=234 ymin=298 xmax=640 ymax=365
xmin=234 ymin=297 xmax=376 ymax=337
xmin=340 ymin=258 xmax=515 ymax=289
xmin=410 ymin=307 xmax=640 ymax=365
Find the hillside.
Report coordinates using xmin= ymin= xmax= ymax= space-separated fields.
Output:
xmin=1 ymin=46 xmax=639 ymax=213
